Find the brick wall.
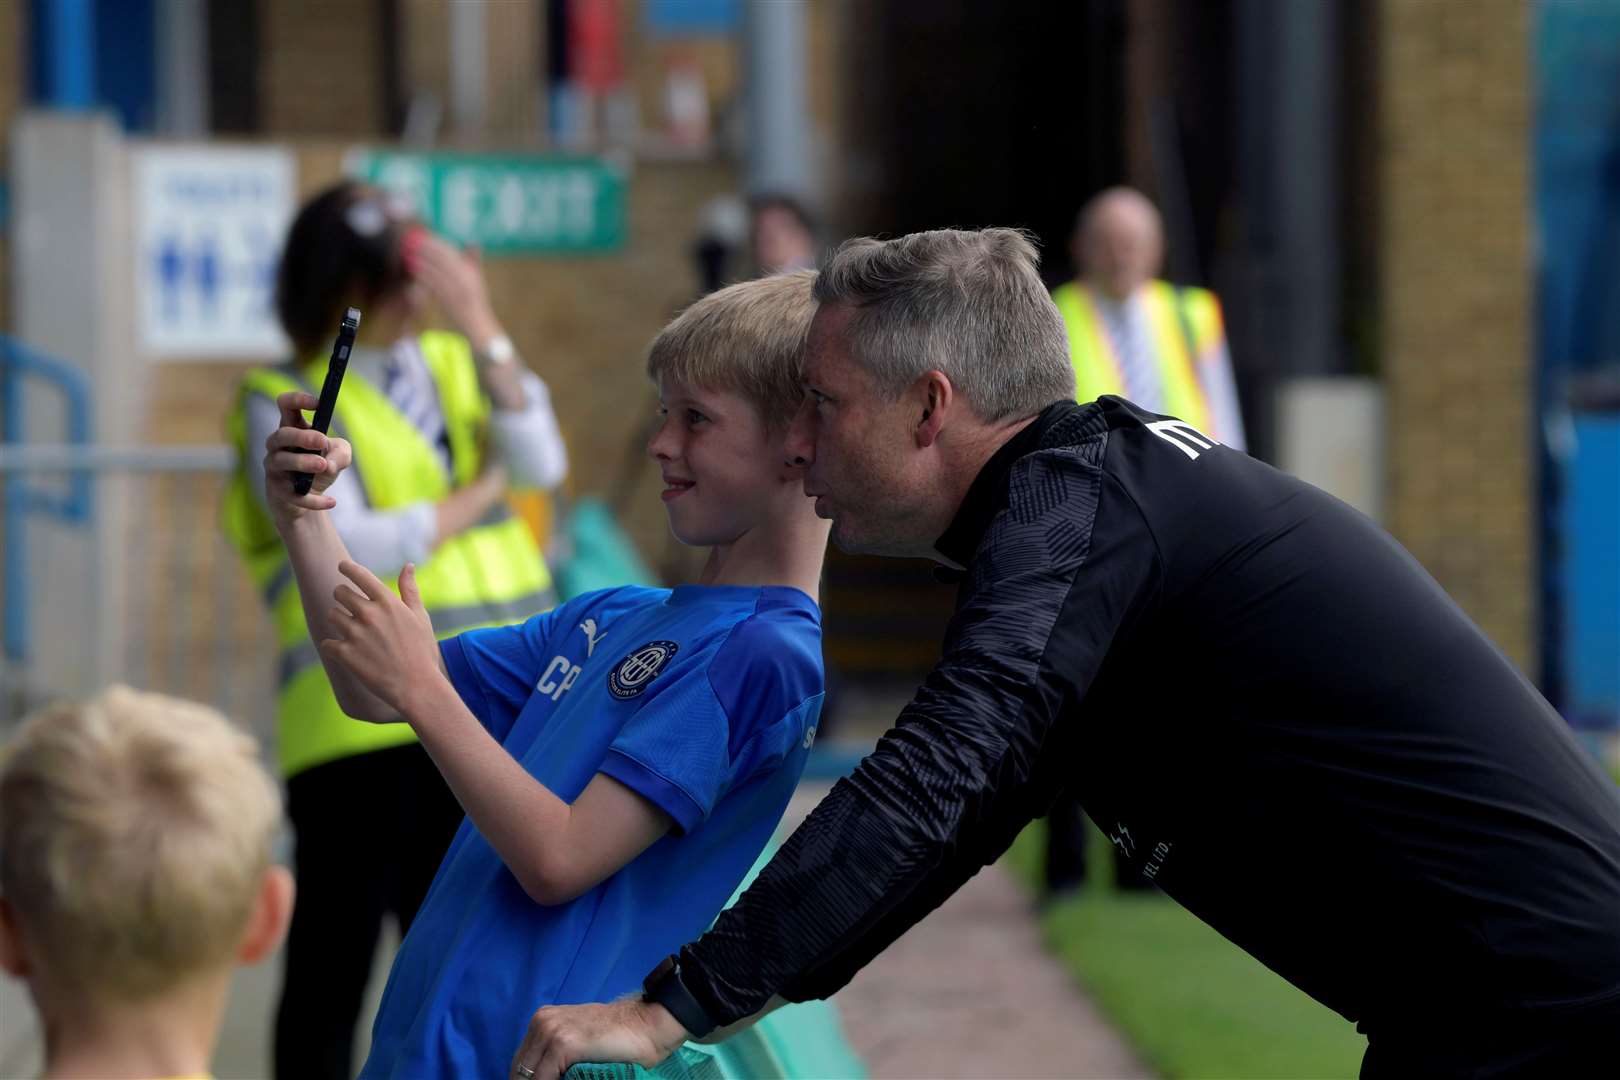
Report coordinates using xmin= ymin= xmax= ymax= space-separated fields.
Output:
xmin=261 ymin=0 xmax=388 ymax=135
xmin=484 ymin=0 xmax=543 ymax=139
xmin=400 ymin=0 xmax=451 ymax=130
xmin=1380 ymin=0 xmax=1534 ymax=670
xmin=397 ymin=0 xmax=543 ymax=142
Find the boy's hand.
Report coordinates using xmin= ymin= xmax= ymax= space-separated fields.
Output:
xmin=319 ymin=561 xmax=446 ymax=718
xmin=263 ymin=390 xmax=351 ymax=523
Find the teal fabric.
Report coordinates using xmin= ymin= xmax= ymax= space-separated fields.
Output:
xmin=564 ymin=833 xmax=868 ymax=1080
xmin=556 ymin=498 xmax=659 ymax=600
xmin=712 ymin=836 xmax=867 ymax=1079
xmin=566 ymin=1045 xmax=724 ymax=1080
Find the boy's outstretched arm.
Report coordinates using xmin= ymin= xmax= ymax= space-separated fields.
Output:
xmin=324 ymin=559 xmax=674 ymax=905
xmin=262 ymin=389 xmax=431 ymax=723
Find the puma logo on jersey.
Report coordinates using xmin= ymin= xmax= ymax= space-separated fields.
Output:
xmin=1146 ymin=419 xmax=1219 ymax=461
xmin=534 ymin=619 xmax=607 ymax=703
xmin=579 ymin=618 xmax=605 ymax=657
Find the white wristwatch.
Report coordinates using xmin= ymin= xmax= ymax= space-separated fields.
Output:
xmin=476 ymin=334 xmax=516 ymax=366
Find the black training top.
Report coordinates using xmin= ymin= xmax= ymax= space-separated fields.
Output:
xmin=679 ymin=397 xmax=1620 ymax=1039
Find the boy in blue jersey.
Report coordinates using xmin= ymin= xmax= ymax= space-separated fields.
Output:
xmin=260 ymin=270 xmax=830 ymax=1079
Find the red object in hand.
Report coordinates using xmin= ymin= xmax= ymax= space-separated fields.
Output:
xmin=399 ymin=224 xmax=428 ymax=275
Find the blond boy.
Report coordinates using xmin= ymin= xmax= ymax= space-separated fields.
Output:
xmin=0 ymin=686 xmax=292 ymax=1080
xmin=260 ymin=271 xmax=830 ymax=1078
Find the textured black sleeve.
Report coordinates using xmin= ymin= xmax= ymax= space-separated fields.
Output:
xmin=679 ymin=434 xmax=1163 ymax=1023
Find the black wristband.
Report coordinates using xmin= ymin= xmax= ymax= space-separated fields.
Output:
xmin=642 ymin=954 xmax=717 ymax=1039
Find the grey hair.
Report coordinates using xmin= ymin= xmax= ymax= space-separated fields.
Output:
xmin=811 ymin=228 xmax=1076 ymax=422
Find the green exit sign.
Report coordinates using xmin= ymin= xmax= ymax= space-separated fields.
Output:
xmin=346 ymin=150 xmax=628 ymax=254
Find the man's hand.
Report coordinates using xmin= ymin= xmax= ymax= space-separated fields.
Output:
xmin=263 ymin=390 xmax=351 ymax=524
xmin=318 ymin=560 xmax=445 ymax=719
xmin=510 ymin=998 xmax=689 ymax=1080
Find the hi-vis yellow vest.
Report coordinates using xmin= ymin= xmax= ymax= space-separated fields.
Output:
xmin=221 ymin=331 xmax=556 ymax=778
xmin=1051 ymin=280 xmax=1224 ymax=432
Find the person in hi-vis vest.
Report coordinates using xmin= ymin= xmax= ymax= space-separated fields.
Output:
xmin=1052 ymin=186 xmax=1245 ymax=450
xmin=221 ymin=181 xmax=567 ymax=1080
xmin=1045 ymin=188 xmax=1246 ymax=897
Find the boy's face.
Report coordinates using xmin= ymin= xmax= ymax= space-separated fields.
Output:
xmin=648 ymin=375 xmax=785 ymax=547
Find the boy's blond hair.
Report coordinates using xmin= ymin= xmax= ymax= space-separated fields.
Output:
xmin=0 ymin=685 xmax=282 ymax=999
xmin=646 ymin=269 xmax=818 ymax=431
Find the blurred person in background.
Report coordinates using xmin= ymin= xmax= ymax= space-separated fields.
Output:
xmin=1054 ymin=186 xmax=1245 ymax=449
xmin=221 ymin=180 xmax=568 ymax=1080
xmin=0 ymin=686 xmax=293 ymax=1080
xmin=691 ymin=192 xmax=817 ymax=297
xmin=749 ymin=193 xmax=819 ymax=276
xmin=1044 ymin=185 xmax=1246 ymax=895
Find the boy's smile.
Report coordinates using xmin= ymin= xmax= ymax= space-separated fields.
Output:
xmin=659 ymin=471 xmax=695 ymax=501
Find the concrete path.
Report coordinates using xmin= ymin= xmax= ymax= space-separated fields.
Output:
xmin=784 ymin=784 xmax=1152 ymax=1080
xmin=832 ymin=863 xmax=1152 ymax=1079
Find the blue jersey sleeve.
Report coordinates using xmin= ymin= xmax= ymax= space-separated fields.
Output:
xmin=440 ymin=602 xmax=568 ymax=743
xmin=600 ymin=612 xmax=823 ymax=835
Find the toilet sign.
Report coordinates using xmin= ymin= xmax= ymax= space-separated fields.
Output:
xmin=346 ymin=150 xmax=627 ymax=254
xmin=132 ymin=146 xmax=295 ymax=358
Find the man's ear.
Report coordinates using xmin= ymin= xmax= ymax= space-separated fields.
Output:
xmin=914 ymin=370 xmax=955 ymax=449
xmin=237 ymin=865 xmax=295 ymax=967
xmin=0 ymin=896 xmax=30 ymax=979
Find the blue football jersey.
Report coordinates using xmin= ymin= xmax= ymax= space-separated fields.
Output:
xmin=359 ymin=584 xmax=823 ymax=1080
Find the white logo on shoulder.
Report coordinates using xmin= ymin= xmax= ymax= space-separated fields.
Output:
xmin=1145 ymin=419 xmax=1219 ymax=461
xmin=536 ymin=655 xmax=581 ymax=702
xmin=608 ymin=640 xmax=679 ymax=700
xmin=579 ymin=618 xmax=605 ymax=658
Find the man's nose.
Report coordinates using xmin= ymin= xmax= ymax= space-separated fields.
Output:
xmin=784 ymin=397 xmax=816 ymax=469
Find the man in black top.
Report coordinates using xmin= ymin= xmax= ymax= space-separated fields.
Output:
xmin=511 ymin=229 xmax=1620 ymax=1080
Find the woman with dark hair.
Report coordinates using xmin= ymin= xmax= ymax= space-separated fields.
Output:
xmin=222 ymin=179 xmax=568 ymax=1080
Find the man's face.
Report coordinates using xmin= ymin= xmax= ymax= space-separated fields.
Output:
xmin=784 ymin=304 xmax=935 ymax=556
xmin=752 ymin=207 xmax=815 ymax=274
xmin=1077 ymin=203 xmax=1161 ymax=301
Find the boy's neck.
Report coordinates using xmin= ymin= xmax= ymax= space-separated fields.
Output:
xmin=40 ymin=973 xmax=226 ymax=1080
xmin=697 ymin=501 xmax=830 ymax=600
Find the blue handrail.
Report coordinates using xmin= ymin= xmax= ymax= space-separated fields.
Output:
xmin=1 ymin=335 xmax=94 ymax=664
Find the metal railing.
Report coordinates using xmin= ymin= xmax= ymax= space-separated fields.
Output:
xmin=0 ymin=446 xmax=277 ymax=741
xmin=2 ymin=335 xmax=275 ymax=739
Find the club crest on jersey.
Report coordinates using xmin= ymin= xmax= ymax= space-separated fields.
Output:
xmin=608 ymin=640 xmax=680 ymax=699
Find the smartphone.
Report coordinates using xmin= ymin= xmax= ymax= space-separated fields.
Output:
xmin=293 ymin=306 xmax=362 ymax=495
